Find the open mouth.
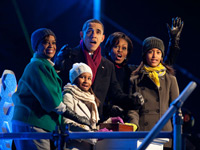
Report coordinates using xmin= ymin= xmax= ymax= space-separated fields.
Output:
xmin=90 ymin=41 xmax=97 ymax=44
xmin=116 ymin=54 xmax=122 ymax=59
xmin=117 ymin=54 xmax=122 ymax=57
xmin=82 ymin=84 xmax=89 ymax=87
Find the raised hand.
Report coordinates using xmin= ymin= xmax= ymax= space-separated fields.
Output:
xmin=167 ymin=17 xmax=184 ymax=43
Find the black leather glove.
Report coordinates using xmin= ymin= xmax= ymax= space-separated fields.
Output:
xmin=62 ymin=106 xmax=91 ymax=127
xmin=110 ymin=105 xmax=124 ymax=118
xmin=167 ymin=17 xmax=184 ymax=47
xmin=131 ymin=92 xmax=144 ymax=109
xmin=54 ymin=44 xmax=71 ymax=71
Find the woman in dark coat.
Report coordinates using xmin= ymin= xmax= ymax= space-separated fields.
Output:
xmin=103 ymin=17 xmax=183 ymax=126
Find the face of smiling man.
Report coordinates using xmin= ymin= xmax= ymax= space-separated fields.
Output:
xmin=80 ymin=22 xmax=105 ymax=53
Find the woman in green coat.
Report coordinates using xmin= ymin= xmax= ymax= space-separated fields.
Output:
xmin=12 ymin=28 xmax=91 ymax=150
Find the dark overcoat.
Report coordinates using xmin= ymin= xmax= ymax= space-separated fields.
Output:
xmin=55 ymin=45 xmax=128 ymax=119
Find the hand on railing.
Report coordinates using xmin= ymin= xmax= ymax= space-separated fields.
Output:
xmin=111 ymin=117 xmax=124 ymax=124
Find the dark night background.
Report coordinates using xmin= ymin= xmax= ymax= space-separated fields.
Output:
xmin=1 ymin=0 xmax=200 ymax=147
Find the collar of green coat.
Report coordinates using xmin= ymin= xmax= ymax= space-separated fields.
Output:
xmin=31 ymin=53 xmax=54 ymax=67
xmin=31 ymin=53 xmax=63 ymax=87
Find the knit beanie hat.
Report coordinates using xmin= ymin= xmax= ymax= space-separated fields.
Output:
xmin=69 ymin=62 xmax=93 ymax=83
xmin=142 ymin=36 xmax=165 ymax=57
xmin=31 ymin=28 xmax=56 ymax=52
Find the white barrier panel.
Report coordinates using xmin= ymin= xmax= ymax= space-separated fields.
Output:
xmin=94 ymin=138 xmax=169 ymax=150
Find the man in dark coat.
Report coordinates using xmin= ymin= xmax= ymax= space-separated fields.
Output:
xmin=54 ymin=19 xmax=143 ymax=121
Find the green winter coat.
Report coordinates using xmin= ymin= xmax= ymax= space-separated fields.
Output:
xmin=12 ymin=53 xmax=62 ymax=132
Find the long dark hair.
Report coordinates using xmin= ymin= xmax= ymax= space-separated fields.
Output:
xmin=133 ymin=60 xmax=175 ymax=76
xmin=142 ymin=51 xmax=175 ymax=75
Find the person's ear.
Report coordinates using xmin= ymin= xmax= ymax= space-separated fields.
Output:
xmin=80 ymin=31 xmax=83 ymax=39
xmin=101 ymin=34 xmax=105 ymax=43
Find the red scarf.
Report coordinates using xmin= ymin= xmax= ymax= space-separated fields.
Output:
xmin=115 ymin=64 xmax=122 ymax=68
xmin=80 ymin=40 xmax=101 ymax=83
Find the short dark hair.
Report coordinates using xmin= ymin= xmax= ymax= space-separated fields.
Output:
xmin=82 ymin=19 xmax=104 ymax=33
xmin=104 ymin=32 xmax=133 ymax=60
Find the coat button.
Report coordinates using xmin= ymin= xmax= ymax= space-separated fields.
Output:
xmin=156 ymin=109 xmax=160 ymax=113
xmin=144 ymin=122 xmax=148 ymax=126
xmin=159 ymin=87 xmax=162 ymax=90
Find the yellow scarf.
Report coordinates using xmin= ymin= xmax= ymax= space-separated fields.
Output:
xmin=143 ymin=63 xmax=166 ymax=88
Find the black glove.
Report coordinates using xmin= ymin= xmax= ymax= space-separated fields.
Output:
xmin=110 ymin=105 xmax=124 ymax=118
xmin=167 ymin=17 xmax=184 ymax=47
xmin=131 ymin=92 xmax=144 ymax=109
xmin=62 ymin=106 xmax=91 ymax=127
xmin=54 ymin=44 xmax=71 ymax=71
